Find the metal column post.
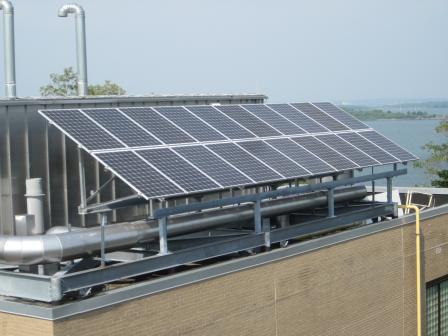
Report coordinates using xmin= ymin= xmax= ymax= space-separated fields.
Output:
xmin=158 ymin=216 xmax=169 ymax=255
xmin=386 ymin=177 xmax=392 ymax=203
xmin=327 ymin=188 xmax=335 ymax=218
xmin=78 ymin=148 xmax=87 ymax=209
xmin=254 ymin=199 xmax=262 ymax=234
xmin=100 ymin=213 xmax=107 ymax=267
xmin=371 ymin=167 xmax=375 ymax=203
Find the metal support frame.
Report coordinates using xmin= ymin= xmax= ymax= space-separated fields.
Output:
xmin=254 ymin=199 xmax=262 ymax=234
xmin=158 ymin=216 xmax=169 ymax=255
xmin=78 ymin=148 xmax=86 ymax=210
xmin=327 ymin=188 xmax=335 ymax=218
xmin=100 ymin=213 xmax=107 ymax=267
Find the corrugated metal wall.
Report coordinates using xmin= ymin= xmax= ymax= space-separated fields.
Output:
xmin=0 ymin=94 xmax=266 ymax=234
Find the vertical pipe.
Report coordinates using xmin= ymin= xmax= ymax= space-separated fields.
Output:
xmin=25 ymin=178 xmax=45 ymax=234
xmin=0 ymin=0 xmax=16 ymax=98
xmin=158 ymin=216 xmax=168 ymax=255
xmin=386 ymin=177 xmax=392 ymax=203
xmin=58 ymin=4 xmax=88 ymax=96
xmin=399 ymin=205 xmax=422 ymax=336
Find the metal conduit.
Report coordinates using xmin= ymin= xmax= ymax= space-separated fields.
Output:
xmin=0 ymin=187 xmax=367 ymax=265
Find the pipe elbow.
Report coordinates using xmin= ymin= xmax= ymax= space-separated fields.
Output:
xmin=0 ymin=0 xmax=13 ymax=14
xmin=58 ymin=3 xmax=84 ymax=17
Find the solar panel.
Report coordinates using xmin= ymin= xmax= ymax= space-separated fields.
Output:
xmin=41 ymin=109 xmax=124 ymax=151
xmin=154 ymin=106 xmax=227 ymax=142
xmin=95 ymin=151 xmax=183 ymax=199
xmin=120 ymin=107 xmax=196 ymax=144
xmin=313 ymin=102 xmax=369 ymax=130
xmin=357 ymin=130 xmax=418 ymax=162
xmin=83 ymin=109 xmax=161 ymax=147
xmin=338 ymin=132 xmax=398 ymax=164
xmin=40 ymin=102 xmax=417 ymax=200
xmin=266 ymin=138 xmax=335 ymax=174
xmin=238 ymin=140 xmax=310 ymax=178
xmin=207 ymin=143 xmax=282 ymax=182
xmin=173 ymin=145 xmax=253 ymax=187
xmin=186 ymin=105 xmax=255 ymax=139
xmin=215 ymin=105 xmax=281 ymax=137
xmin=316 ymin=134 xmax=379 ymax=167
xmin=138 ymin=148 xmax=220 ymax=192
xmin=292 ymin=103 xmax=349 ymax=131
xmin=268 ymin=104 xmax=328 ymax=133
xmin=292 ymin=136 xmax=357 ymax=171
xmin=242 ymin=104 xmax=306 ymax=135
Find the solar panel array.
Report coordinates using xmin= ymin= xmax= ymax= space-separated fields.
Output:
xmin=39 ymin=102 xmax=418 ymax=200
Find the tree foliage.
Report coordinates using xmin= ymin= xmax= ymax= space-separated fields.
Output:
xmin=415 ymin=119 xmax=448 ymax=187
xmin=40 ymin=67 xmax=126 ymax=96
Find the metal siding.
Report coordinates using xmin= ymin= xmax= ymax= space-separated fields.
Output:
xmin=0 ymin=95 xmax=265 ymax=232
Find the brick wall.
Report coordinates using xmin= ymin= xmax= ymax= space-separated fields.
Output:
xmin=2 ymin=213 xmax=448 ymax=336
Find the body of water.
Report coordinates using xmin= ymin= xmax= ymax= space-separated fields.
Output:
xmin=361 ymin=119 xmax=445 ymax=187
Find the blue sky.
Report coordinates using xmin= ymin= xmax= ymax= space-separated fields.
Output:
xmin=3 ymin=0 xmax=448 ymax=102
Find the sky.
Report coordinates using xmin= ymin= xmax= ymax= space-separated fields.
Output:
xmin=1 ymin=0 xmax=448 ymax=103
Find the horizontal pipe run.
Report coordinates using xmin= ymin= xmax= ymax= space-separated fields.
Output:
xmin=0 ymin=187 xmax=367 ymax=265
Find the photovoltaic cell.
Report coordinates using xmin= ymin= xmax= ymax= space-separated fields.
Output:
xmin=267 ymin=138 xmax=335 ymax=174
xmin=154 ymin=106 xmax=226 ymax=142
xmin=358 ymin=130 xmax=418 ymax=162
xmin=242 ymin=104 xmax=306 ymax=135
xmin=215 ymin=105 xmax=281 ymax=137
xmin=41 ymin=109 xmax=124 ymax=151
xmin=238 ymin=140 xmax=310 ymax=178
xmin=186 ymin=105 xmax=254 ymax=139
xmin=338 ymin=132 xmax=398 ymax=164
xmin=207 ymin=143 xmax=282 ymax=182
xmin=83 ymin=108 xmax=161 ymax=147
xmin=138 ymin=148 xmax=219 ymax=192
xmin=292 ymin=136 xmax=357 ymax=170
xmin=268 ymin=104 xmax=328 ymax=133
xmin=95 ymin=151 xmax=183 ymax=198
xmin=316 ymin=134 xmax=379 ymax=167
xmin=313 ymin=102 xmax=369 ymax=130
xmin=173 ymin=146 xmax=252 ymax=187
xmin=120 ymin=107 xmax=196 ymax=144
xmin=292 ymin=103 xmax=349 ymax=131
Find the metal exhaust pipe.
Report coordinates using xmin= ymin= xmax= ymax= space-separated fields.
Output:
xmin=58 ymin=3 xmax=88 ymax=96
xmin=0 ymin=0 xmax=16 ymax=98
xmin=0 ymin=187 xmax=367 ymax=265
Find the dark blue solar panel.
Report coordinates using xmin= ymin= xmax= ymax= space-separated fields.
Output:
xmin=292 ymin=103 xmax=349 ymax=131
xmin=316 ymin=134 xmax=379 ymax=167
xmin=120 ymin=107 xmax=196 ymax=144
xmin=173 ymin=145 xmax=252 ymax=187
xmin=292 ymin=136 xmax=357 ymax=170
xmin=313 ymin=102 xmax=369 ymax=130
xmin=41 ymin=109 xmax=124 ymax=151
xmin=238 ymin=140 xmax=310 ymax=178
xmin=207 ymin=143 xmax=282 ymax=182
xmin=215 ymin=105 xmax=281 ymax=137
xmin=154 ymin=106 xmax=226 ymax=142
xmin=83 ymin=108 xmax=161 ymax=147
xmin=267 ymin=138 xmax=335 ymax=174
xmin=186 ymin=105 xmax=255 ymax=140
xmin=268 ymin=104 xmax=328 ymax=133
xmin=338 ymin=132 xmax=398 ymax=164
xmin=95 ymin=151 xmax=183 ymax=198
xmin=242 ymin=104 xmax=306 ymax=135
xmin=358 ymin=131 xmax=418 ymax=162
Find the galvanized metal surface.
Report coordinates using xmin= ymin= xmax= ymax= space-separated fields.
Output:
xmin=0 ymin=94 xmax=266 ymax=234
xmin=0 ymin=200 xmax=428 ymax=308
xmin=0 ymin=0 xmax=16 ymax=97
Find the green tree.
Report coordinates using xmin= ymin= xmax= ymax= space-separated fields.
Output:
xmin=415 ymin=120 xmax=448 ymax=187
xmin=40 ymin=67 xmax=126 ymax=96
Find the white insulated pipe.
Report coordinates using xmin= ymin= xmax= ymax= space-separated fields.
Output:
xmin=58 ymin=4 xmax=88 ymax=96
xmin=0 ymin=0 xmax=16 ymax=98
xmin=25 ymin=178 xmax=45 ymax=235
